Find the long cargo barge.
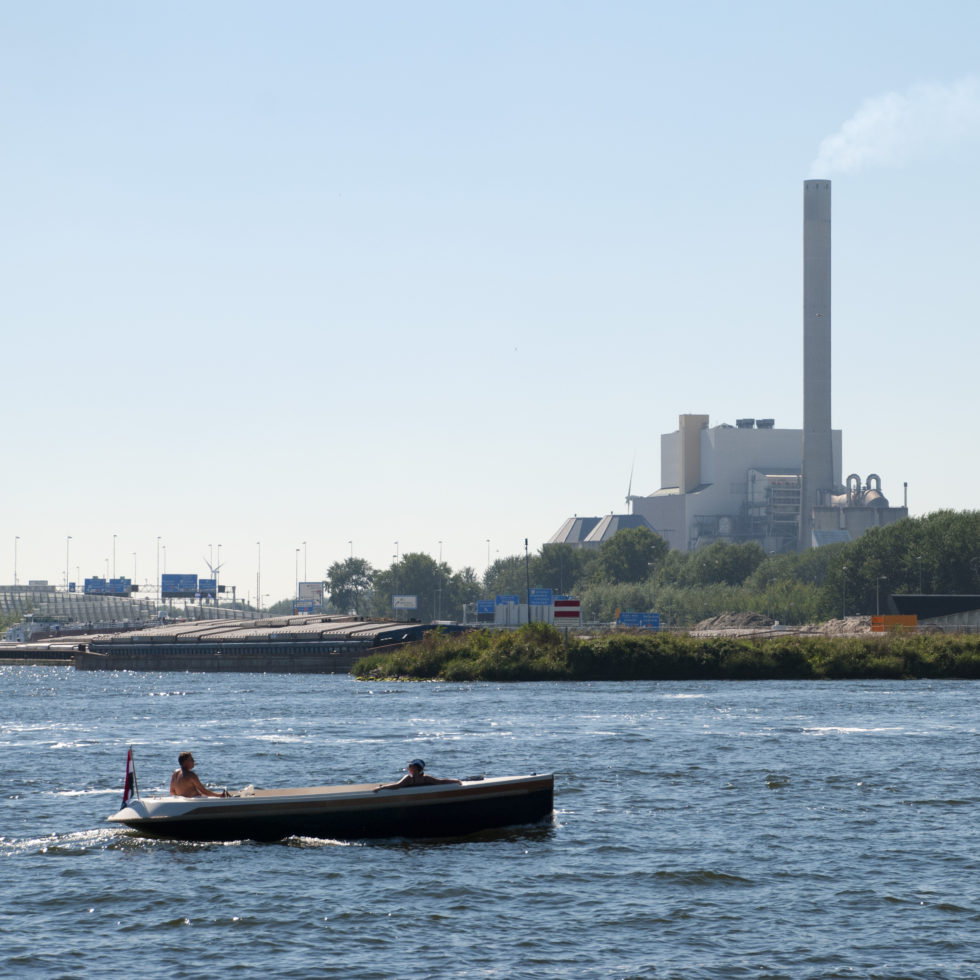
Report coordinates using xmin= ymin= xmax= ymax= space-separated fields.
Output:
xmin=72 ymin=614 xmax=462 ymax=673
xmin=74 ymin=639 xmax=368 ymax=673
xmin=0 ymin=642 xmax=76 ymax=665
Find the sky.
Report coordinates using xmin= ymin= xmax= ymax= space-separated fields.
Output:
xmin=3 ymin=1 xmax=979 ymax=605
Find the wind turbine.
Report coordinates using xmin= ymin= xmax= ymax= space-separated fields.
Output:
xmin=202 ymin=555 xmax=225 ymax=604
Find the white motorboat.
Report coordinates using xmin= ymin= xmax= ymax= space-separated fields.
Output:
xmin=108 ymin=773 xmax=555 ymax=843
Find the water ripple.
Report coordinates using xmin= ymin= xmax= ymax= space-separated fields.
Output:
xmin=1 ymin=674 xmax=978 ymax=979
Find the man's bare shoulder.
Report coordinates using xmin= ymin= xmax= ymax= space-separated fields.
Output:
xmin=171 ymin=772 xmax=205 ymax=795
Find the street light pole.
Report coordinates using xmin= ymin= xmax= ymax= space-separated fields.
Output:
xmin=156 ymin=536 xmax=161 ymax=602
xmin=66 ymin=535 xmax=72 ymax=591
xmin=525 ymin=537 xmax=530 ymax=625
xmin=392 ymin=548 xmax=399 ymax=620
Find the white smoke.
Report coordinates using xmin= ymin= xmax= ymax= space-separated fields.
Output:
xmin=810 ymin=77 xmax=980 ymax=175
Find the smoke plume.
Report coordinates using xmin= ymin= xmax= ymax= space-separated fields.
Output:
xmin=810 ymin=77 xmax=980 ymax=175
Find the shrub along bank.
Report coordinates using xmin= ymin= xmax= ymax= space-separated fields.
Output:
xmin=352 ymin=623 xmax=980 ymax=682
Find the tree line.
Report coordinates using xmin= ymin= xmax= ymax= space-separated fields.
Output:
xmin=264 ymin=510 xmax=980 ymax=628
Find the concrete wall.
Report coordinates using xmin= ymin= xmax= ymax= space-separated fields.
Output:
xmin=701 ymin=425 xmax=807 ymax=489
xmin=631 ymin=492 xmax=686 ymax=551
xmin=660 ymin=431 xmax=678 ymax=489
xmin=636 ymin=418 xmax=840 ymax=552
xmin=923 ymin=611 xmax=980 ymax=630
xmin=810 ymin=504 xmax=909 ymax=540
xmin=679 ymin=414 xmax=708 ymax=492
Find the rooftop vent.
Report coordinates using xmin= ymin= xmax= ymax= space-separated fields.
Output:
xmin=736 ymin=418 xmax=755 ymax=429
xmin=756 ymin=418 xmax=775 ymax=429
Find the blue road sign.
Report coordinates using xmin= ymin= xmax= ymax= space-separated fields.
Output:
xmin=162 ymin=573 xmax=198 ymax=598
xmin=617 ymin=611 xmax=661 ymax=629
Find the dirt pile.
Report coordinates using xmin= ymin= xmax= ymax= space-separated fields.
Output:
xmin=694 ymin=612 xmax=774 ymax=631
xmin=803 ymin=616 xmax=873 ymax=635
xmin=689 ymin=612 xmax=874 ymax=636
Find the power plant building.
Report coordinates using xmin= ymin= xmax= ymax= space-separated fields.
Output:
xmin=550 ymin=180 xmax=908 ymax=556
xmin=627 ymin=414 xmax=839 ymax=553
xmin=623 ymin=413 xmax=904 ymax=553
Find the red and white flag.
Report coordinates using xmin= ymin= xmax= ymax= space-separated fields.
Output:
xmin=121 ymin=746 xmax=138 ymax=807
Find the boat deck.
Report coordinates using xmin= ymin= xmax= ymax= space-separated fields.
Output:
xmin=111 ymin=774 xmax=554 ymax=842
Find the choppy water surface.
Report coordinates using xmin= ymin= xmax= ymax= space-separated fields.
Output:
xmin=1 ymin=668 xmax=978 ymax=979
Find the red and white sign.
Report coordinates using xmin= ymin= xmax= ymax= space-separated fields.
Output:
xmin=553 ymin=598 xmax=581 ymax=623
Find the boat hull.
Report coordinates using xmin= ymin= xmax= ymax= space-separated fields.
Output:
xmin=108 ymin=774 xmax=554 ymax=843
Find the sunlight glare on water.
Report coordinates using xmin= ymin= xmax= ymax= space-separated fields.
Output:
xmin=1 ymin=667 xmax=978 ymax=979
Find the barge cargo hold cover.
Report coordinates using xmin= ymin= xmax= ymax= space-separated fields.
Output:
xmin=73 ymin=614 xmax=459 ymax=673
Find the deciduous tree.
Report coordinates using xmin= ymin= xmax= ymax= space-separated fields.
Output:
xmin=593 ymin=527 xmax=668 ymax=584
xmin=326 ymin=557 xmax=375 ymax=615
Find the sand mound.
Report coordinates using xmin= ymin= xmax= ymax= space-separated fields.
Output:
xmin=694 ymin=611 xmax=774 ymax=631
xmin=689 ymin=612 xmax=874 ymax=636
xmin=803 ymin=616 xmax=873 ymax=635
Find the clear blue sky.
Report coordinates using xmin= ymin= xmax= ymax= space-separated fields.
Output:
xmin=3 ymin=1 xmax=979 ymax=604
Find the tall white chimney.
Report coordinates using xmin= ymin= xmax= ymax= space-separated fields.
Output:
xmin=800 ymin=179 xmax=834 ymax=549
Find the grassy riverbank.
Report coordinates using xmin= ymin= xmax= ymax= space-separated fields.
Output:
xmin=352 ymin=623 xmax=980 ymax=681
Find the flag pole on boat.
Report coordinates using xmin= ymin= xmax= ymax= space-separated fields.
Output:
xmin=122 ymin=745 xmax=139 ymax=808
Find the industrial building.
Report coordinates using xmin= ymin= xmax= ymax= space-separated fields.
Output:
xmin=549 ymin=514 xmax=657 ymax=549
xmin=551 ymin=180 xmax=908 ymax=555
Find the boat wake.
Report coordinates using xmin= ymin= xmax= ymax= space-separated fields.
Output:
xmin=0 ymin=827 xmax=119 ymax=856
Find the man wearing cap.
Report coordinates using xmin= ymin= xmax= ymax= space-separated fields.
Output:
xmin=374 ymin=759 xmax=462 ymax=792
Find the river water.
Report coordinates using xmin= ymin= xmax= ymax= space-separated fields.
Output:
xmin=1 ymin=667 xmax=977 ymax=979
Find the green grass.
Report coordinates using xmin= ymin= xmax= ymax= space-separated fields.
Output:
xmin=351 ymin=625 xmax=980 ymax=682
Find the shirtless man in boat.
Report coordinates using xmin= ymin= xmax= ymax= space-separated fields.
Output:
xmin=374 ymin=758 xmax=462 ymax=792
xmin=170 ymin=751 xmax=229 ymax=798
